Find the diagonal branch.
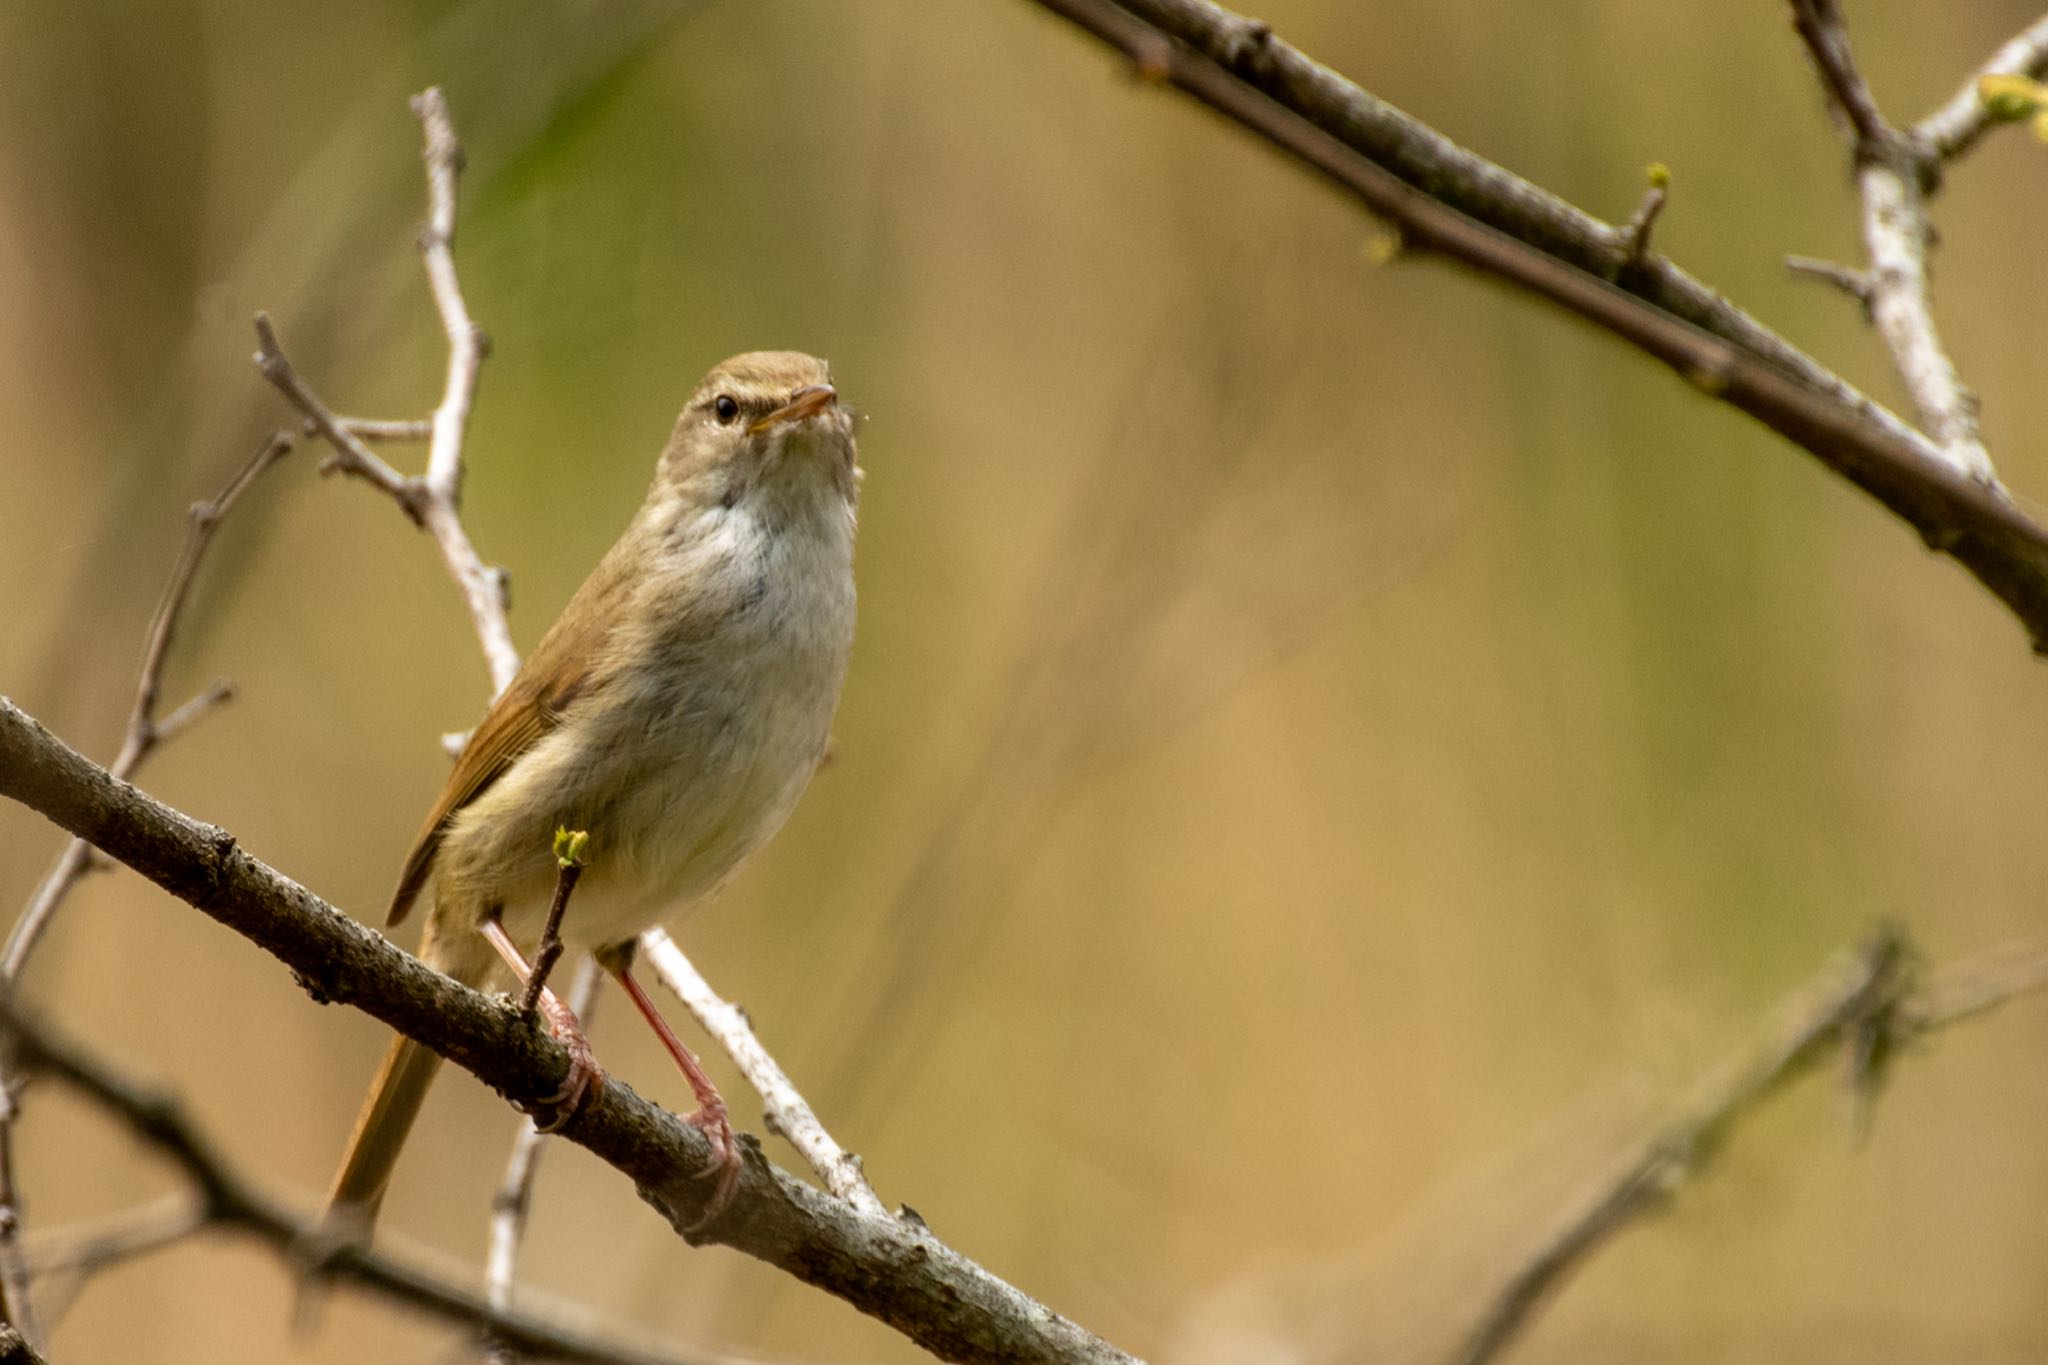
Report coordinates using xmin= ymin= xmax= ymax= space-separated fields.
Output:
xmin=1788 ymin=0 xmax=1996 ymax=485
xmin=0 ymin=696 xmax=1139 ymax=1365
xmin=640 ymin=931 xmax=888 ymax=1217
xmin=0 ymin=428 xmax=294 ymax=1348
xmin=5 ymin=429 xmax=294 ymax=980
xmin=1022 ymin=0 xmax=2048 ymax=646
xmin=1452 ymin=929 xmax=2048 ymax=1365
xmin=1916 ymin=14 xmax=2048 ymax=162
xmin=0 ymin=998 xmax=717 ymax=1365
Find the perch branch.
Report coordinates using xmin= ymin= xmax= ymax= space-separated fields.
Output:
xmin=0 ymin=697 xmax=1138 ymax=1365
xmin=1023 ymin=0 xmax=2048 ymax=649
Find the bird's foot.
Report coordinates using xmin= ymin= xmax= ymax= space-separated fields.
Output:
xmin=684 ymin=1096 xmax=742 ymax=1227
xmin=525 ymin=987 xmax=603 ymax=1134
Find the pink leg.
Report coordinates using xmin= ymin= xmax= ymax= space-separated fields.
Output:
xmin=608 ymin=958 xmax=742 ymax=1225
xmin=481 ymin=916 xmax=600 ymax=1133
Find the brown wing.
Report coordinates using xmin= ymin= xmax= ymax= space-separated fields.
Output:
xmin=385 ymin=542 xmax=639 ymax=925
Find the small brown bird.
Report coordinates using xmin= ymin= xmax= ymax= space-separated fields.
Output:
xmin=326 ymin=351 xmax=859 ymax=1231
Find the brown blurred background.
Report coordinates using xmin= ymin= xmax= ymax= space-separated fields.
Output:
xmin=3 ymin=2 xmax=2047 ymax=1361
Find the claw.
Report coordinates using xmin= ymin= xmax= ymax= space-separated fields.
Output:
xmin=684 ymin=1101 xmax=743 ymax=1230
xmin=521 ymin=986 xmax=603 ymax=1133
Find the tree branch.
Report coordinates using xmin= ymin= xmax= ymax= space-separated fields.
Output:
xmin=0 ymin=427 xmax=295 ymax=1347
xmin=1789 ymin=0 xmax=1996 ymax=485
xmin=487 ymin=955 xmax=602 ymax=1363
xmin=4 ymin=430 xmax=294 ymax=980
xmin=1915 ymin=14 xmax=2048 ymax=162
xmin=0 ymin=696 xmax=1138 ymax=1365
xmin=1451 ymin=928 xmax=2048 ymax=1365
xmin=250 ymin=86 xmax=516 ymax=696
xmin=1022 ymin=0 xmax=2048 ymax=649
xmin=0 ymin=997 xmax=718 ymax=1365
xmin=640 ymin=931 xmax=889 ymax=1218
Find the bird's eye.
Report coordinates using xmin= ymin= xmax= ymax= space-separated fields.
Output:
xmin=713 ymin=394 xmax=741 ymax=424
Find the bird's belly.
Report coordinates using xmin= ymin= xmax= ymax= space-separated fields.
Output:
xmin=437 ymin=635 xmax=841 ymax=957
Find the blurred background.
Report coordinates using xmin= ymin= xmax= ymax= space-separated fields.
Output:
xmin=3 ymin=2 xmax=2047 ymax=1361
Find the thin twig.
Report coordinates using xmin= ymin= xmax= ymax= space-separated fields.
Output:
xmin=339 ymin=417 xmax=435 ymax=443
xmin=521 ymin=833 xmax=587 ymax=1017
xmin=1789 ymin=0 xmax=1889 ymax=151
xmin=640 ymin=931 xmax=888 ymax=1217
xmin=250 ymin=92 xmax=519 ymax=697
xmin=23 ymin=1194 xmax=204 ymax=1277
xmin=411 ymin=87 xmax=488 ymax=510
xmin=1916 ymin=13 xmax=2048 ymax=162
xmin=4 ymin=429 xmax=293 ymax=979
xmin=1788 ymin=0 xmax=1997 ymax=485
xmin=251 ymin=317 xmax=420 ymax=511
xmin=1451 ymin=928 xmax=2048 ymax=1365
xmin=0 ymin=428 xmax=294 ymax=1347
xmin=1786 ymin=255 xmax=1875 ymax=310
xmin=487 ymin=957 xmax=602 ymax=1365
xmin=21 ymin=1195 xmax=205 ymax=1326
xmin=1027 ymin=0 xmax=2048 ymax=647
xmin=1615 ymin=165 xmax=1669 ymax=267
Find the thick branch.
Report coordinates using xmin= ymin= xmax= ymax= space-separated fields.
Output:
xmin=1024 ymin=0 xmax=2048 ymax=648
xmin=0 ymin=999 xmax=713 ymax=1365
xmin=0 ymin=697 xmax=1137 ymax=1365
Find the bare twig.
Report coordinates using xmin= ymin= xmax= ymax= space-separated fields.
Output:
xmin=1614 ymin=165 xmax=1669 ymax=267
xmin=1025 ymin=0 xmax=2048 ymax=647
xmin=1789 ymin=0 xmax=1890 ymax=150
xmin=251 ymin=89 xmax=517 ymax=695
xmin=24 ymin=1194 xmax=204 ymax=1277
xmin=641 ymin=931 xmax=889 ymax=1217
xmin=487 ymin=957 xmax=602 ymax=1365
xmin=5 ymin=429 xmax=293 ymax=979
xmin=21 ymin=1195 xmax=205 ymax=1326
xmin=410 ymin=87 xmax=488 ymax=511
xmin=1788 ymin=0 xmax=1997 ymax=486
xmin=339 ymin=417 xmax=435 ymax=444
xmin=1451 ymin=928 xmax=2048 ymax=1365
xmin=1785 ymin=255 xmax=1875 ymax=310
xmin=521 ymin=832 xmax=587 ymax=1017
xmin=1916 ymin=14 xmax=2048 ymax=162
xmin=1897 ymin=939 xmax=2048 ymax=1030
xmin=0 ymin=428 xmax=294 ymax=1346
xmin=0 ymin=697 xmax=1140 ymax=1365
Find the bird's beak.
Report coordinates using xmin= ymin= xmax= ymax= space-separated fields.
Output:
xmin=750 ymin=383 xmax=837 ymax=433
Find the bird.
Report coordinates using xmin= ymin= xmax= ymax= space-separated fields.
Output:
xmin=325 ymin=350 xmax=859 ymax=1232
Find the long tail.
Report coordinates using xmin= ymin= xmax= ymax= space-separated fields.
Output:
xmin=324 ymin=1035 xmax=444 ymax=1225
xmin=325 ymin=911 xmax=495 ymax=1231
